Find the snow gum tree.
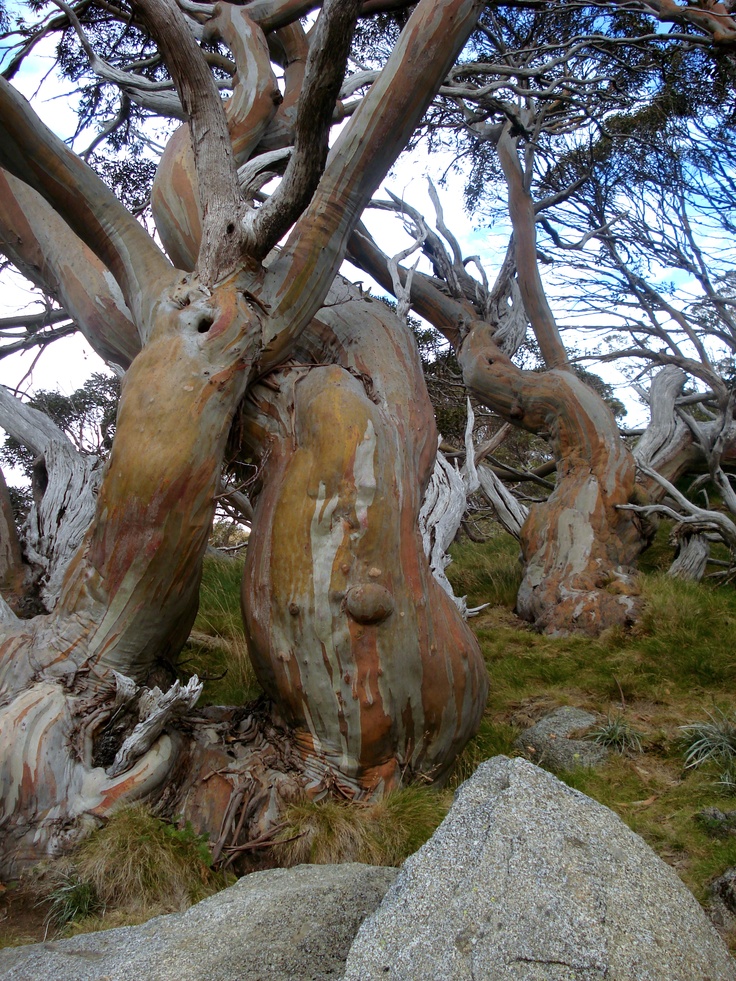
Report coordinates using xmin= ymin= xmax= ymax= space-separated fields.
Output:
xmin=0 ymin=0 xmax=488 ymax=874
xmin=0 ymin=0 xmax=734 ymax=872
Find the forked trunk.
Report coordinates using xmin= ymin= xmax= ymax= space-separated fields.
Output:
xmin=0 ymin=0 xmax=488 ymax=874
xmin=0 ymin=284 xmax=487 ymax=874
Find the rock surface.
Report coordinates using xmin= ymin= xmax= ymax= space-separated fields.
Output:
xmin=515 ymin=705 xmax=607 ymax=770
xmin=0 ymin=863 xmax=397 ymax=981
xmin=343 ymin=756 xmax=736 ymax=981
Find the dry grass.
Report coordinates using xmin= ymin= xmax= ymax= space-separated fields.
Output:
xmin=273 ymin=786 xmax=451 ymax=868
xmin=34 ymin=806 xmax=230 ymax=936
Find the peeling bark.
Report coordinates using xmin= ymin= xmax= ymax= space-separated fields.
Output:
xmin=241 ymin=285 xmax=487 ymax=795
xmin=669 ymin=528 xmax=710 ymax=581
xmin=477 ymin=463 xmax=528 ymax=541
xmin=0 ymin=0 xmax=488 ymax=874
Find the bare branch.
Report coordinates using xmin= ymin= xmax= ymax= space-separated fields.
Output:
xmin=0 ymin=170 xmax=141 ymax=364
xmin=135 ymin=0 xmax=245 ymax=284
xmin=0 ymin=77 xmax=171 ymax=321
xmin=261 ymin=0 xmax=484 ymax=366
xmin=249 ymin=0 xmax=363 ymax=259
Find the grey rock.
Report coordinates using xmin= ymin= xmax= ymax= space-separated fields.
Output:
xmin=712 ymin=867 xmax=736 ymax=915
xmin=343 ymin=756 xmax=736 ymax=981
xmin=709 ymin=865 xmax=736 ymax=936
xmin=700 ymin=806 xmax=736 ymax=836
xmin=515 ymin=705 xmax=607 ymax=770
xmin=0 ymin=863 xmax=397 ymax=981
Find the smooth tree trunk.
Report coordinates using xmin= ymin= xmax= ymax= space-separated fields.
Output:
xmin=349 ymin=225 xmax=644 ymax=635
xmin=0 ymin=0 xmax=486 ymax=874
xmin=459 ymin=323 xmax=643 ymax=634
xmin=241 ymin=284 xmax=487 ymax=796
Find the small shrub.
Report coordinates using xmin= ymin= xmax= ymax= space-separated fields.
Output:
xmin=589 ymin=714 xmax=644 ymax=754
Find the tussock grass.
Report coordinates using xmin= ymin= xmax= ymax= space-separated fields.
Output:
xmin=273 ymin=786 xmax=451 ymax=867
xmin=35 ymin=806 xmax=229 ymax=936
xmin=631 ymin=575 xmax=736 ymax=689
xmin=589 ymin=714 xmax=644 ymax=754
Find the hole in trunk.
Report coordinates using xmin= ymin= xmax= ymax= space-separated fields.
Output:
xmin=197 ymin=316 xmax=214 ymax=334
xmin=31 ymin=456 xmax=48 ymax=505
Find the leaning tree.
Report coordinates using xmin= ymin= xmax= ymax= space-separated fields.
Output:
xmin=0 ymin=0 xmax=735 ymax=874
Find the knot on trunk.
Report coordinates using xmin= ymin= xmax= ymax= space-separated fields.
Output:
xmin=345 ymin=582 xmax=394 ymax=624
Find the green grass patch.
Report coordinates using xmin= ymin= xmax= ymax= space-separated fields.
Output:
xmin=444 ymin=536 xmax=736 ymax=936
xmin=447 ymin=532 xmax=522 ymax=609
xmin=179 ymin=555 xmax=260 ymax=705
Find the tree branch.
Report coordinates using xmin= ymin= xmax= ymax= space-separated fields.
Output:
xmin=249 ymin=0 xmax=363 ymax=259
xmin=0 ymin=77 xmax=171 ymax=323
xmin=0 ymin=170 xmax=140 ymax=366
xmin=134 ymin=0 xmax=245 ymax=284
xmin=496 ymin=122 xmax=569 ymax=369
xmin=260 ymin=0 xmax=484 ymax=367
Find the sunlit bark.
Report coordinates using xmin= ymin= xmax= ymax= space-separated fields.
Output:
xmin=242 ymin=286 xmax=487 ymax=794
xmin=0 ymin=0 xmax=486 ymax=873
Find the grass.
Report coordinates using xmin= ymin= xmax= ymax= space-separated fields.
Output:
xmin=178 ymin=554 xmax=260 ymax=705
xmin=446 ymin=532 xmax=523 ymax=609
xmin=8 ymin=534 xmax=736 ymax=948
xmin=681 ymin=708 xmax=736 ymax=792
xmin=32 ymin=806 xmax=231 ymax=938
xmin=273 ymin=786 xmax=451 ymax=868
xmin=589 ymin=713 xmax=644 ymax=754
xmin=445 ymin=531 xmax=736 ymax=938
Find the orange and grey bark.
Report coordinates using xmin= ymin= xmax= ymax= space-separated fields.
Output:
xmin=0 ymin=171 xmax=139 ymax=368
xmin=151 ymin=3 xmax=283 ymax=270
xmin=350 ymin=225 xmax=644 ymax=634
xmin=459 ymin=324 xmax=642 ymax=634
xmin=0 ymin=0 xmax=486 ymax=871
xmin=241 ymin=286 xmax=487 ymax=796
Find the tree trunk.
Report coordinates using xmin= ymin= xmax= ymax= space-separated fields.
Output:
xmin=349 ymin=228 xmax=645 ymax=635
xmin=0 ymin=0 xmax=487 ymax=875
xmin=459 ymin=322 xmax=643 ymax=635
xmin=0 ymin=386 xmax=104 ymax=612
xmin=0 ymin=466 xmax=24 ymax=607
xmin=0 ymin=272 xmax=268 ymax=871
xmin=241 ymin=286 xmax=487 ymax=796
